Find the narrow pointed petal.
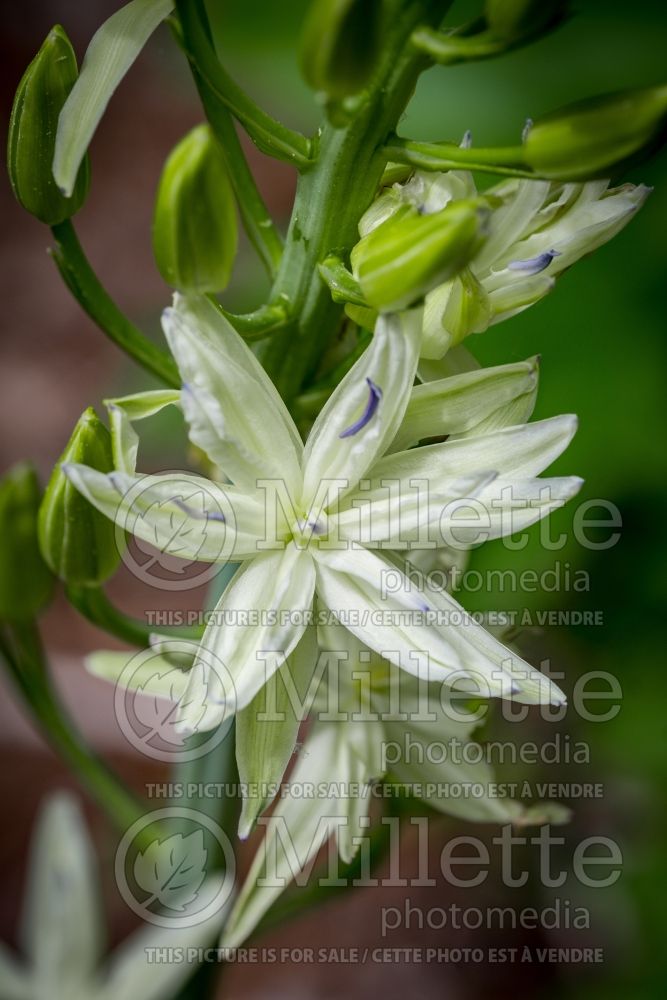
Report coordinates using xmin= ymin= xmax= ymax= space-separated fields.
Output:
xmin=53 ymin=0 xmax=174 ymax=196
xmin=389 ymin=357 xmax=539 ymax=452
xmin=21 ymin=794 xmax=103 ymax=993
xmin=163 ymin=293 xmax=303 ymax=493
xmin=221 ymin=722 xmax=380 ymax=949
xmin=302 ymin=310 xmax=421 ymax=509
xmin=62 ymin=464 xmax=272 ymax=562
xmin=366 ymin=415 xmax=578 ymax=488
xmin=336 ymin=471 xmax=498 ymax=548
xmin=236 ymin=626 xmax=318 ymax=838
xmin=176 ymin=545 xmax=316 ymax=730
xmin=314 ymin=546 xmax=517 ymax=696
xmin=105 ymin=389 xmax=180 ymax=473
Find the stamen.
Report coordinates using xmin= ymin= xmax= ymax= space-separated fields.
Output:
xmin=508 ymin=248 xmax=561 ymax=276
xmin=339 ymin=378 xmax=383 ymax=439
xmin=460 ymin=129 xmax=473 ymax=149
xmin=521 ymin=117 xmax=534 ymax=143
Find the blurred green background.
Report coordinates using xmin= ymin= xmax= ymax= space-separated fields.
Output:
xmin=1 ymin=1 xmax=666 ymax=997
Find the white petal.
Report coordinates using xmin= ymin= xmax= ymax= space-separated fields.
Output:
xmin=163 ymin=293 xmax=303 ymax=494
xmin=63 ymin=464 xmax=272 ymax=562
xmin=177 ymin=545 xmax=316 ymax=729
xmin=302 ymin=311 xmax=421 ymax=509
xmin=105 ymin=389 xmax=181 ymax=473
xmin=390 ymin=357 xmax=539 ymax=452
xmin=236 ymin=626 xmax=318 ymax=838
xmin=336 ymin=471 xmax=498 ymax=548
xmin=221 ymin=722 xmax=380 ymax=949
xmin=54 ymin=0 xmax=174 ymax=196
xmin=365 ymin=415 xmax=578 ymax=487
xmin=21 ymin=794 xmax=103 ymax=994
xmin=314 ymin=545 xmax=510 ymax=690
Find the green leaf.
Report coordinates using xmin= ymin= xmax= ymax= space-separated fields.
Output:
xmin=53 ymin=0 xmax=174 ymax=197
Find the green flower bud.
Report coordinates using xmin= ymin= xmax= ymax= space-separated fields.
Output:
xmin=300 ymin=0 xmax=382 ymax=99
xmin=485 ymin=0 xmax=567 ymax=43
xmin=0 ymin=464 xmax=54 ymax=622
xmin=351 ymin=199 xmax=489 ymax=312
xmin=7 ymin=25 xmax=90 ymax=225
xmin=39 ymin=409 xmax=120 ymax=587
xmin=524 ymin=86 xmax=667 ymax=180
xmin=152 ymin=124 xmax=238 ymax=293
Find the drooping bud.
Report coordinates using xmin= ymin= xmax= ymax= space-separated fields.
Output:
xmin=351 ymin=199 xmax=489 ymax=312
xmin=485 ymin=0 xmax=567 ymax=43
xmin=300 ymin=0 xmax=382 ymax=99
xmin=0 ymin=464 xmax=54 ymax=622
xmin=152 ymin=124 xmax=238 ymax=293
xmin=523 ymin=86 xmax=667 ymax=179
xmin=38 ymin=409 xmax=120 ymax=586
xmin=7 ymin=26 xmax=90 ymax=225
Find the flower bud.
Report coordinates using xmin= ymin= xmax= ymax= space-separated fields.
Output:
xmin=485 ymin=0 xmax=567 ymax=43
xmin=153 ymin=124 xmax=238 ymax=293
xmin=300 ymin=0 xmax=382 ymax=99
xmin=7 ymin=25 xmax=90 ymax=225
xmin=0 ymin=464 xmax=54 ymax=622
xmin=351 ymin=199 xmax=489 ymax=312
xmin=523 ymin=86 xmax=667 ymax=179
xmin=38 ymin=409 xmax=120 ymax=586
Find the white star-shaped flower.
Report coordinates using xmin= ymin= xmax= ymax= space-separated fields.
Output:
xmin=65 ymin=293 xmax=581 ymax=727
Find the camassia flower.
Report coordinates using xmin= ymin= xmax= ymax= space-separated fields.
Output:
xmin=355 ymin=164 xmax=650 ymax=358
xmin=65 ymin=293 xmax=581 ymax=726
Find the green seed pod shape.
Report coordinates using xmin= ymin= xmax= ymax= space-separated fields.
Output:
xmin=485 ymin=0 xmax=567 ymax=43
xmin=7 ymin=25 xmax=90 ymax=225
xmin=153 ymin=124 xmax=238 ymax=293
xmin=524 ymin=85 xmax=667 ymax=180
xmin=300 ymin=0 xmax=383 ymax=99
xmin=39 ymin=408 xmax=120 ymax=587
xmin=351 ymin=199 xmax=489 ymax=312
xmin=0 ymin=464 xmax=54 ymax=622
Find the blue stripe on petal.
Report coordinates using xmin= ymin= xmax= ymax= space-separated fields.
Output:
xmin=339 ymin=378 xmax=383 ymax=439
xmin=508 ymin=248 xmax=561 ymax=275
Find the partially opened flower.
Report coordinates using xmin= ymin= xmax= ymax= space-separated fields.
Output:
xmin=355 ymin=162 xmax=650 ymax=357
xmin=219 ymin=620 xmax=570 ymax=949
xmin=65 ymin=293 xmax=580 ymax=728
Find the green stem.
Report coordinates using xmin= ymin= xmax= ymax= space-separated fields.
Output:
xmin=50 ymin=221 xmax=180 ymax=387
xmin=318 ymin=255 xmax=368 ymax=306
xmin=218 ymin=301 xmax=289 ymax=341
xmin=65 ymin=584 xmax=203 ymax=646
xmin=257 ymin=0 xmax=456 ymax=402
xmin=176 ymin=2 xmax=312 ymax=170
xmin=383 ymin=136 xmax=534 ymax=177
xmin=195 ymin=75 xmax=284 ymax=280
xmin=0 ymin=622 xmax=160 ymax=851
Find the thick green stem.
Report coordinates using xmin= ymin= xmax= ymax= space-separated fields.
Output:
xmin=0 ymin=623 xmax=161 ymax=850
xmin=257 ymin=0 xmax=455 ymax=401
xmin=50 ymin=221 xmax=179 ymax=387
